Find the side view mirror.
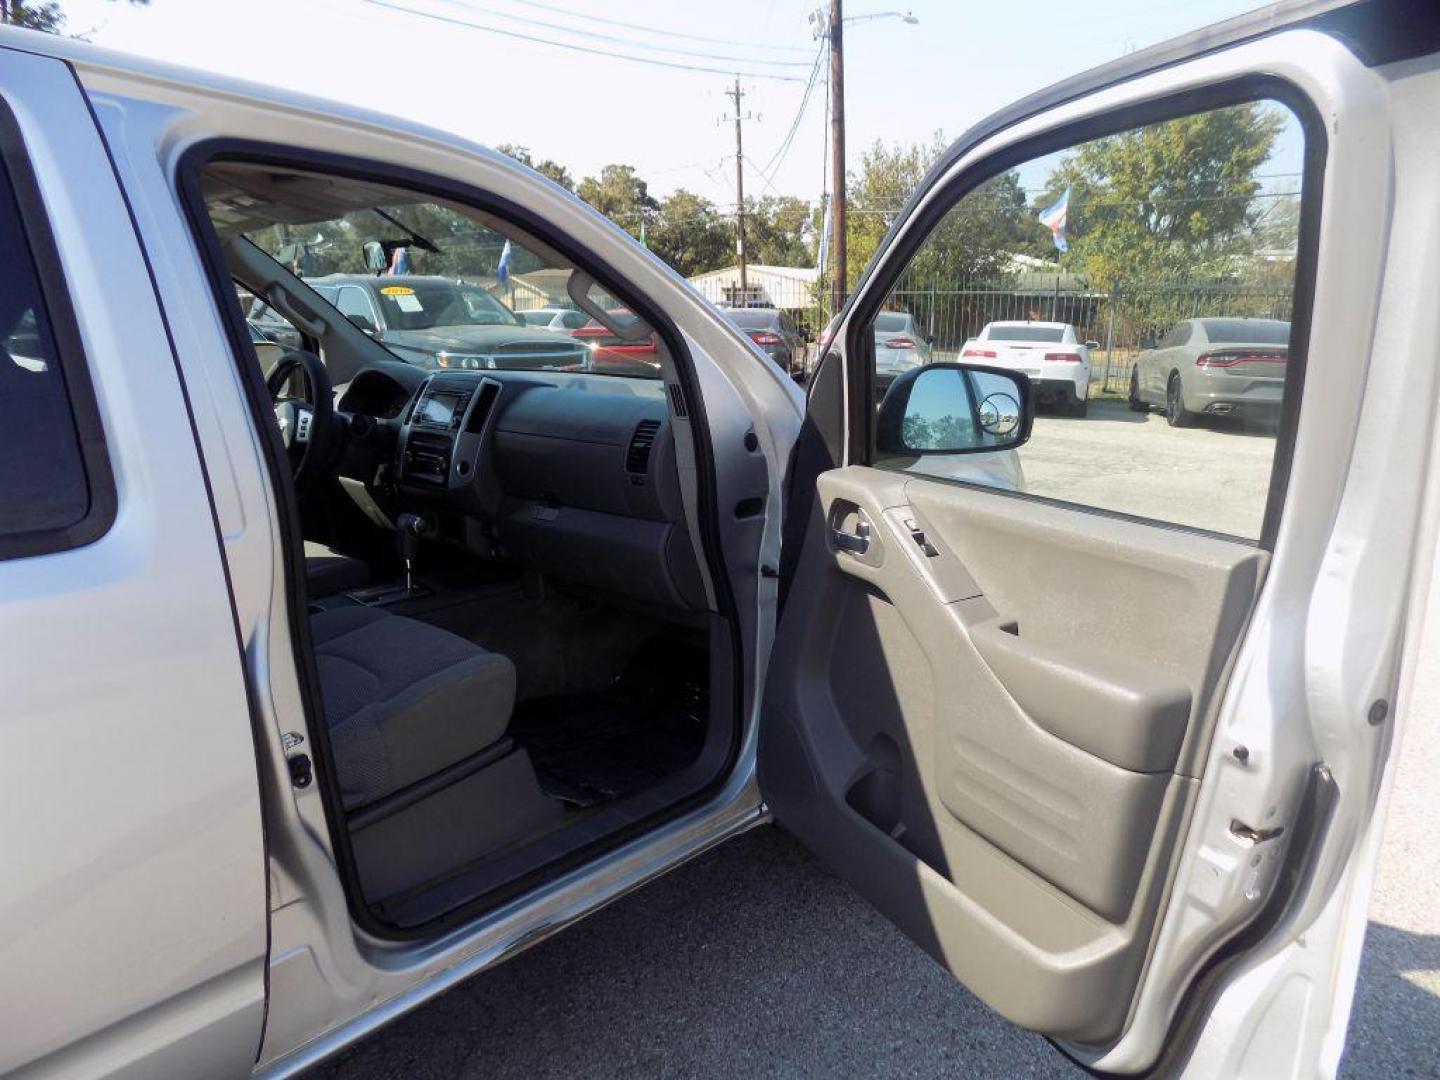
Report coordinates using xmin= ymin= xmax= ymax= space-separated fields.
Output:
xmin=876 ymin=363 xmax=1034 ymax=457
xmin=345 ymin=312 xmax=377 ymax=334
xmin=1140 ymin=334 xmax=1157 ymax=349
xmin=1084 ymin=340 xmax=1100 ymax=350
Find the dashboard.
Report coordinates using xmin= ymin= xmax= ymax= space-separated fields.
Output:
xmin=335 ymin=365 xmax=706 ymax=612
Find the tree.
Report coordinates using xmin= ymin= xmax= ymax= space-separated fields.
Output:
xmin=495 ymin=144 xmax=575 ymax=193
xmin=577 ymin=164 xmax=657 ymax=242
xmin=745 ymin=195 xmax=811 ymax=267
xmin=1036 ymin=103 xmax=1285 ymax=289
xmin=647 ymin=189 xmax=729 ymax=277
xmin=845 ymin=133 xmax=1031 ymax=291
xmin=0 ymin=0 xmax=147 ymax=34
xmin=1 ymin=1 xmax=64 ymax=31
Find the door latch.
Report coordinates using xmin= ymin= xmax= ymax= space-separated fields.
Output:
xmin=288 ymin=754 xmax=314 ymax=789
xmin=1229 ymin=819 xmax=1284 ymax=845
xmin=832 ymin=519 xmax=872 ymax=555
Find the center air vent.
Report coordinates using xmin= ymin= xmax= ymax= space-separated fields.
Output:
xmin=626 ymin=419 xmax=662 ymax=474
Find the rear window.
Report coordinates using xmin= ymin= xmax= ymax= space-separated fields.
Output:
xmin=874 ymin=313 xmax=911 ymax=333
xmin=0 ymin=122 xmax=112 ymax=558
xmin=1201 ymin=319 xmax=1290 ymax=345
xmin=987 ymin=324 xmax=1064 ymax=343
xmin=724 ymin=309 xmax=779 ymax=330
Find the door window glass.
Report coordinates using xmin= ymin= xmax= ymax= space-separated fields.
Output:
xmin=335 ymin=286 xmax=379 ymax=330
xmin=0 ymin=155 xmax=95 ymax=546
xmin=867 ymin=98 xmax=1306 ymax=541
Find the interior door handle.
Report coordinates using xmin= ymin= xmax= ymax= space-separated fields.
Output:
xmin=832 ymin=520 xmax=872 ymax=554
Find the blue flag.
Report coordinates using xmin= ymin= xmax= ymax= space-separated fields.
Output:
xmin=497 ymin=239 xmax=513 ymax=289
xmin=1038 ymin=187 xmax=1071 ymax=253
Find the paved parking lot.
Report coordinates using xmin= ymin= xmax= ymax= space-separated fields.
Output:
xmin=1020 ymin=397 xmax=1278 ymax=539
xmin=307 ymin=396 xmax=1436 ymax=1079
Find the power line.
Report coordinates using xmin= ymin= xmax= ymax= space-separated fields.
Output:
xmin=357 ymin=0 xmax=807 ymax=81
xmin=493 ymin=0 xmax=814 ymax=54
xmin=758 ymin=38 xmax=828 ymax=179
xmin=434 ymin=0 xmax=815 ymax=67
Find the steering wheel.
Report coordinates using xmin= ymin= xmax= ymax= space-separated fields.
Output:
xmin=266 ymin=349 xmax=337 ymax=492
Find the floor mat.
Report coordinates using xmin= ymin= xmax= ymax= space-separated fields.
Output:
xmin=509 ymin=637 xmax=709 ymax=806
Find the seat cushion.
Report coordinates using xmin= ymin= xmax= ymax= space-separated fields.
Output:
xmin=311 ymin=606 xmax=515 ymax=809
xmin=304 ymin=541 xmax=371 ymax=598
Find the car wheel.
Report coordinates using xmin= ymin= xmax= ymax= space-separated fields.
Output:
xmin=1072 ymin=399 xmax=1089 ymax=419
xmin=1166 ymin=372 xmax=1193 ymax=428
xmin=1129 ymin=368 xmax=1148 ymax=412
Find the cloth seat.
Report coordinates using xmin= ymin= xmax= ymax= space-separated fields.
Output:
xmin=310 ymin=606 xmax=516 ymax=810
xmin=304 ymin=540 xmax=372 ymax=597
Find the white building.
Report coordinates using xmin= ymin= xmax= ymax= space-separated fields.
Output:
xmin=688 ymin=264 xmax=819 ymax=312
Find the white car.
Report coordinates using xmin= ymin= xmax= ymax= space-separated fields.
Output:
xmin=962 ymin=320 xmax=1095 ymax=417
xmin=516 ymin=306 xmax=591 ymax=332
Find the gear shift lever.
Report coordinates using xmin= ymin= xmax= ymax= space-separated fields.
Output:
xmin=396 ymin=512 xmax=426 ymax=593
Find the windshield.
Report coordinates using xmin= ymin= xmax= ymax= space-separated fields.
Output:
xmin=373 ymin=281 xmax=519 ymax=331
xmin=724 ymin=309 xmax=779 ymax=330
xmin=1201 ymin=319 xmax=1290 ymax=344
xmin=874 ymin=313 xmax=911 ymax=333
xmin=988 ymin=324 xmax=1064 ymax=342
xmin=201 ymin=161 xmax=659 ymax=377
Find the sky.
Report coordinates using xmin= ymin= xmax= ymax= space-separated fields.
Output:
xmin=60 ymin=0 xmax=1273 ymax=208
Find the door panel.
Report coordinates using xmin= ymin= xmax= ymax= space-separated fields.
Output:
xmin=0 ymin=48 xmax=267 ymax=1077
xmin=761 ymin=467 xmax=1263 ymax=1039
xmin=762 ymin=16 xmax=1428 ymax=1077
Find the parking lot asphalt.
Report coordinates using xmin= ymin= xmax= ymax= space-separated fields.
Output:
xmin=307 ymin=397 xmax=1437 ymax=1080
xmin=1020 ymin=397 xmax=1278 ymax=539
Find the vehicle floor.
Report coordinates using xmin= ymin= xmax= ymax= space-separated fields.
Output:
xmin=429 ymin=581 xmax=674 ymax=703
xmin=509 ymin=635 xmax=710 ymax=807
xmin=373 ymin=633 xmax=711 ymax=927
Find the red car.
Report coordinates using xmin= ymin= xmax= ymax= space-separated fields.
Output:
xmin=568 ymin=310 xmax=661 ymax=376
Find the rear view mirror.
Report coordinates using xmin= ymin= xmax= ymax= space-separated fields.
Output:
xmin=362 ymin=241 xmax=387 ymax=274
xmin=876 ymin=363 xmax=1033 ymax=457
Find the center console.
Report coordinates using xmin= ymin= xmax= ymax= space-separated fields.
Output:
xmin=397 ymin=373 xmax=503 ymax=492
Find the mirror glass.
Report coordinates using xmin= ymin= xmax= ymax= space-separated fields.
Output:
xmin=889 ymin=364 xmax=1028 ymax=453
xmin=362 ymin=240 xmax=387 ymax=274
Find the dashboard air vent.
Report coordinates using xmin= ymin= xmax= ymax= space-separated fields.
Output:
xmin=626 ymin=419 xmax=662 ymax=474
xmin=667 ymin=383 xmax=688 ymax=418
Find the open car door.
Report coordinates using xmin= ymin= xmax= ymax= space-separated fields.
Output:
xmin=760 ymin=4 xmax=1440 ymax=1076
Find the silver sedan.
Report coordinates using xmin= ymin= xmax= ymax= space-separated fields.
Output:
xmin=1129 ymin=316 xmax=1290 ymax=427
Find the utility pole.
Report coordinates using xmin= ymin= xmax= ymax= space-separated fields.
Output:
xmin=829 ymin=0 xmax=846 ymax=314
xmin=724 ymin=77 xmax=750 ymax=302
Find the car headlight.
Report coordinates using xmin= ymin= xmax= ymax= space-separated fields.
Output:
xmin=435 ymin=352 xmax=490 ymax=371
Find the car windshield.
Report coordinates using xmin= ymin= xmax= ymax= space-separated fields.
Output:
xmin=200 ymin=161 xmax=660 ymax=378
xmin=1201 ymin=319 xmax=1290 ymax=344
xmin=874 ymin=313 xmax=911 ymax=333
xmin=988 ymin=324 xmax=1064 ymax=342
xmin=372 ymin=281 xmax=520 ymax=331
xmin=724 ymin=309 xmax=779 ymax=330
